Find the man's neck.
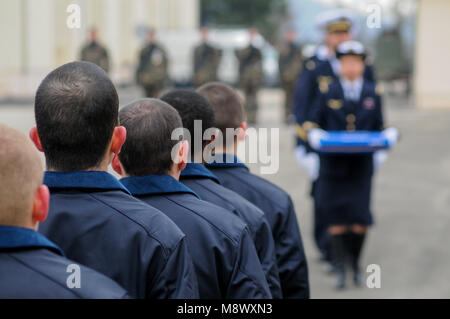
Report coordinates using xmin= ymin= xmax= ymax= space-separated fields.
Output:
xmin=46 ymin=159 xmax=110 ymax=173
xmin=166 ymin=166 xmax=181 ymax=181
xmin=212 ymin=144 xmax=237 ymax=156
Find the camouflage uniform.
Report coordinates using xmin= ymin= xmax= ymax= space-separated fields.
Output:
xmin=235 ymin=45 xmax=263 ymax=124
xmin=192 ymin=43 xmax=222 ymax=87
xmin=278 ymin=42 xmax=304 ymax=122
xmin=80 ymin=41 xmax=110 ymax=73
xmin=136 ymin=42 xmax=169 ymax=98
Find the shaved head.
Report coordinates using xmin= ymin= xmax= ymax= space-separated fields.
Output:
xmin=197 ymin=82 xmax=245 ymax=132
xmin=0 ymin=124 xmax=44 ymax=226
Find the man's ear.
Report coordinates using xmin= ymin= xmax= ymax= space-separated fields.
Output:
xmin=110 ymin=126 xmax=127 ymax=156
xmin=29 ymin=127 xmax=44 ymax=152
xmin=237 ymin=122 xmax=247 ymax=141
xmin=111 ymin=154 xmax=123 ymax=176
xmin=177 ymin=140 xmax=190 ymax=171
xmin=32 ymin=185 xmax=49 ymax=230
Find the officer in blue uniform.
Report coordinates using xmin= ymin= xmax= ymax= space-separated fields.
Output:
xmin=293 ymin=10 xmax=376 ymax=263
xmin=160 ymin=89 xmax=282 ymax=298
xmin=113 ymin=98 xmax=272 ymax=299
xmin=0 ymin=124 xmax=128 ymax=299
xmin=30 ymin=61 xmax=198 ymax=299
xmin=197 ymin=82 xmax=309 ymax=299
xmin=306 ymin=41 xmax=384 ymax=289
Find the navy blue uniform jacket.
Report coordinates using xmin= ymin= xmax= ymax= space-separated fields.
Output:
xmin=308 ymin=80 xmax=384 ymax=226
xmin=0 ymin=225 xmax=129 ymax=298
xmin=180 ymin=162 xmax=282 ymax=298
xmin=206 ymin=154 xmax=309 ymax=299
xmin=120 ymin=174 xmax=272 ymax=299
xmin=293 ymin=55 xmax=375 ymax=147
xmin=39 ymin=171 xmax=199 ymax=299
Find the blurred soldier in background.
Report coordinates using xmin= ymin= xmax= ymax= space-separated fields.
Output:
xmin=192 ymin=27 xmax=222 ymax=87
xmin=235 ymin=28 xmax=263 ymax=124
xmin=136 ymin=28 xmax=169 ymax=97
xmin=79 ymin=27 xmax=110 ymax=73
xmin=278 ymin=30 xmax=304 ymax=123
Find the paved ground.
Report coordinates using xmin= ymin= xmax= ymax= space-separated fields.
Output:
xmin=1 ymin=87 xmax=450 ymax=298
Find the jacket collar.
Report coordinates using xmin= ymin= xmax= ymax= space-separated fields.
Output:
xmin=44 ymin=171 xmax=130 ymax=195
xmin=180 ymin=162 xmax=220 ymax=184
xmin=205 ymin=153 xmax=248 ymax=169
xmin=120 ymin=174 xmax=200 ymax=198
xmin=0 ymin=225 xmax=64 ymax=256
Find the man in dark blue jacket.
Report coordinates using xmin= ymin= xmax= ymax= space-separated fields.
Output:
xmin=112 ymin=98 xmax=272 ymax=299
xmin=197 ymin=82 xmax=309 ymax=298
xmin=0 ymin=124 xmax=128 ymax=299
xmin=30 ymin=61 xmax=198 ymax=299
xmin=161 ymin=89 xmax=282 ymax=298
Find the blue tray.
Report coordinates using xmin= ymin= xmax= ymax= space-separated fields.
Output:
xmin=318 ymin=131 xmax=391 ymax=154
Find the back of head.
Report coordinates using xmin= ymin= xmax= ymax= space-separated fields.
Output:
xmin=34 ymin=61 xmax=119 ymax=172
xmin=0 ymin=124 xmax=43 ymax=227
xmin=118 ymin=98 xmax=182 ymax=176
xmin=160 ymin=89 xmax=215 ymax=159
xmin=197 ymin=82 xmax=244 ymax=134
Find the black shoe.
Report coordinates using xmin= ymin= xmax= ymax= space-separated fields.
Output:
xmin=353 ymin=268 xmax=363 ymax=287
xmin=349 ymin=232 xmax=366 ymax=287
xmin=335 ymin=269 xmax=346 ymax=290
xmin=330 ymin=234 xmax=347 ymax=290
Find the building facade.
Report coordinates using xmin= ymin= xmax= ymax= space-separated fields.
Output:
xmin=0 ymin=0 xmax=199 ymax=97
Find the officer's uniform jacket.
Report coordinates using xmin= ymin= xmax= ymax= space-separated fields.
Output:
xmin=120 ymin=174 xmax=272 ymax=299
xmin=278 ymin=42 xmax=304 ymax=86
xmin=39 ymin=171 xmax=199 ymax=299
xmin=235 ymin=44 xmax=263 ymax=89
xmin=0 ymin=225 xmax=129 ymax=298
xmin=192 ymin=42 xmax=222 ymax=86
xmin=136 ymin=42 xmax=169 ymax=86
xmin=307 ymin=79 xmax=384 ymax=226
xmin=206 ymin=154 xmax=310 ymax=299
xmin=80 ymin=41 xmax=110 ymax=73
xmin=180 ymin=162 xmax=282 ymax=298
xmin=293 ymin=46 xmax=375 ymax=147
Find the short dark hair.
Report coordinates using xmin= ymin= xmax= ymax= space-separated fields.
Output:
xmin=197 ymin=82 xmax=244 ymax=132
xmin=118 ymin=98 xmax=183 ymax=176
xmin=160 ymin=89 xmax=215 ymax=159
xmin=34 ymin=61 xmax=119 ymax=171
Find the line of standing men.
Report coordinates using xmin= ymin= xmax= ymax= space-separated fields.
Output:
xmin=1 ymin=57 xmax=309 ymax=297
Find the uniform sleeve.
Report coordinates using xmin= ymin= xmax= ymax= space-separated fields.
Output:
xmin=254 ymin=216 xmax=283 ymax=298
xmin=275 ymin=197 xmax=310 ymax=299
xmin=147 ymin=236 xmax=199 ymax=299
xmin=226 ymin=228 xmax=272 ymax=299
xmin=373 ymin=92 xmax=384 ymax=131
xmin=293 ymin=62 xmax=315 ymax=126
xmin=364 ymin=65 xmax=376 ymax=82
xmin=101 ymin=48 xmax=110 ymax=73
xmin=307 ymin=91 xmax=327 ymax=128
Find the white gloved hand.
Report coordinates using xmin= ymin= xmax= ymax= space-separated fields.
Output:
xmin=294 ymin=146 xmax=320 ymax=180
xmin=382 ymin=127 xmax=399 ymax=147
xmin=373 ymin=150 xmax=388 ymax=171
xmin=308 ymin=128 xmax=327 ymax=151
